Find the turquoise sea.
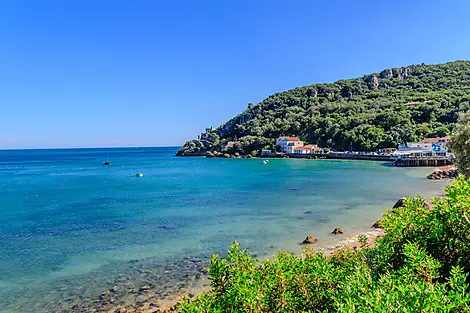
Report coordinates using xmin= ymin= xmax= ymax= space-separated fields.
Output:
xmin=0 ymin=147 xmax=448 ymax=312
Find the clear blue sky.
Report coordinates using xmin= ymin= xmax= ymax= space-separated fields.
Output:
xmin=1 ymin=0 xmax=470 ymax=149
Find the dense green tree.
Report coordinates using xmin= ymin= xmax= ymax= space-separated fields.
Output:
xmin=451 ymin=112 xmax=470 ymax=176
xmin=179 ymin=61 xmax=470 ymax=154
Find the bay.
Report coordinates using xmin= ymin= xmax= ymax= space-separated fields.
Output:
xmin=0 ymin=147 xmax=448 ymax=312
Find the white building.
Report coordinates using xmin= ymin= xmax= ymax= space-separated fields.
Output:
xmin=421 ymin=136 xmax=450 ymax=147
xmin=399 ymin=136 xmax=450 ymax=152
xmin=260 ymin=149 xmax=272 ymax=156
xmin=393 ymin=150 xmax=449 ymax=158
xmin=276 ymin=136 xmax=303 ymax=153
xmin=293 ymin=146 xmax=311 ymax=154
xmin=293 ymin=144 xmax=322 ymax=154
xmin=399 ymin=142 xmax=433 ymax=151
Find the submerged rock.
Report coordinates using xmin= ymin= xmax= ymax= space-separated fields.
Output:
xmin=332 ymin=228 xmax=343 ymax=234
xmin=140 ymin=285 xmax=151 ymax=292
xmin=302 ymin=236 xmax=318 ymax=244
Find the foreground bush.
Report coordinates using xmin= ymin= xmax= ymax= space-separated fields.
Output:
xmin=176 ymin=177 xmax=470 ymax=312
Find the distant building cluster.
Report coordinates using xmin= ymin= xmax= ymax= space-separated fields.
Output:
xmin=276 ymin=136 xmax=323 ymax=154
xmin=395 ymin=136 xmax=452 ymax=158
xmin=273 ymin=135 xmax=453 ymax=160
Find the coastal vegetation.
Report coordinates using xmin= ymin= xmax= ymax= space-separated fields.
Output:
xmin=175 ymin=177 xmax=470 ymax=312
xmin=451 ymin=111 xmax=470 ymax=176
xmin=178 ymin=60 xmax=470 ymax=155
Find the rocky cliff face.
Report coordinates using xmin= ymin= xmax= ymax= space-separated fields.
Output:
xmin=364 ymin=63 xmax=427 ymax=89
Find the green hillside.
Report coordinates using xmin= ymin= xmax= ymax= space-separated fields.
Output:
xmin=179 ymin=60 xmax=470 ymax=155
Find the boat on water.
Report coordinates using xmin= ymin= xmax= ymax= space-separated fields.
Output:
xmin=263 ymin=160 xmax=269 ymax=164
xmin=136 ymin=173 xmax=144 ymax=177
xmin=103 ymin=154 xmax=110 ymax=165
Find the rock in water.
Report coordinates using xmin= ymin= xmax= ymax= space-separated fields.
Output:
xmin=332 ymin=228 xmax=343 ymax=234
xmin=302 ymin=236 xmax=318 ymax=244
xmin=140 ymin=285 xmax=151 ymax=292
xmin=427 ymin=168 xmax=459 ymax=180
xmin=372 ymin=220 xmax=383 ymax=229
xmin=392 ymin=198 xmax=406 ymax=209
xmin=392 ymin=197 xmax=429 ymax=211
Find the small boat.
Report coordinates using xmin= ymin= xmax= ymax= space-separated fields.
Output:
xmin=103 ymin=153 xmax=110 ymax=165
xmin=136 ymin=173 xmax=144 ymax=177
xmin=263 ymin=160 xmax=269 ymax=164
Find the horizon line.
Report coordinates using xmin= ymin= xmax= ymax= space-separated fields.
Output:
xmin=0 ymin=145 xmax=182 ymax=151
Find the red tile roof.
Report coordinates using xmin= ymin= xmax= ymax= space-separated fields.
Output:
xmin=419 ymin=137 xmax=440 ymax=143
xmin=225 ymin=141 xmax=235 ymax=148
xmin=279 ymin=136 xmax=301 ymax=141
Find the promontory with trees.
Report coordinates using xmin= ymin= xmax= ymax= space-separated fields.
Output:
xmin=177 ymin=60 xmax=470 ymax=156
xmin=169 ymin=62 xmax=470 ymax=312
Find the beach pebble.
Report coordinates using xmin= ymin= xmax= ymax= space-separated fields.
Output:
xmin=140 ymin=285 xmax=151 ymax=292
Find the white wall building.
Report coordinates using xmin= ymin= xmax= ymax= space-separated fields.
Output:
xmin=293 ymin=144 xmax=322 ymax=154
xmin=399 ymin=136 xmax=450 ymax=152
xmin=276 ymin=136 xmax=303 ymax=153
xmin=398 ymin=142 xmax=433 ymax=151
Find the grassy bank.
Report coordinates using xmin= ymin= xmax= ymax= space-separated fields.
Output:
xmin=174 ymin=177 xmax=470 ymax=312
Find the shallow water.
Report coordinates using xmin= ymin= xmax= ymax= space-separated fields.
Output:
xmin=0 ymin=147 xmax=448 ymax=312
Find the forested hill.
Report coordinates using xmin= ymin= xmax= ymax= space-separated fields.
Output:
xmin=178 ymin=60 xmax=470 ymax=155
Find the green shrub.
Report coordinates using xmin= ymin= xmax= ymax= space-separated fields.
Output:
xmin=176 ymin=177 xmax=470 ymax=312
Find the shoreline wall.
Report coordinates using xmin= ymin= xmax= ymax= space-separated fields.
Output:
xmin=176 ymin=151 xmax=453 ymax=167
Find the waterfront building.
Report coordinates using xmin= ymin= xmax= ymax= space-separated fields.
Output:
xmin=276 ymin=136 xmax=303 ymax=153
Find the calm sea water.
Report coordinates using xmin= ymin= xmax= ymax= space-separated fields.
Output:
xmin=0 ymin=147 xmax=448 ymax=312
